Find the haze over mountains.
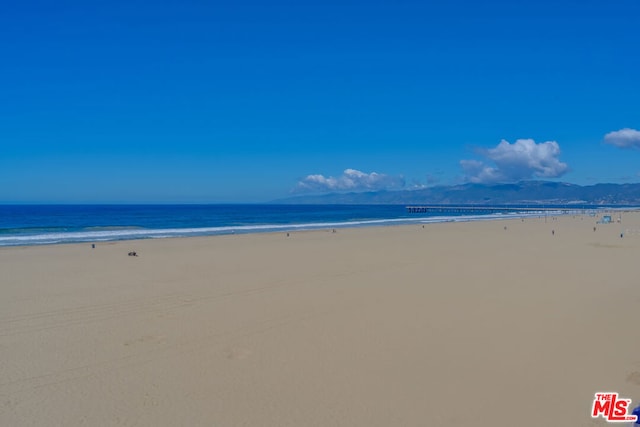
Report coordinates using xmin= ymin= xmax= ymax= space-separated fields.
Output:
xmin=277 ymin=181 xmax=640 ymax=205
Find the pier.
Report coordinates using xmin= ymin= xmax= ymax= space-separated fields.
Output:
xmin=405 ymin=205 xmax=586 ymax=214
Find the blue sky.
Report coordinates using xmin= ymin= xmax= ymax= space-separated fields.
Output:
xmin=1 ymin=0 xmax=639 ymax=203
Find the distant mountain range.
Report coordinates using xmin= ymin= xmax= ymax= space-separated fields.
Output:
xmin=275 ymin=181 xmax=640 ymax=205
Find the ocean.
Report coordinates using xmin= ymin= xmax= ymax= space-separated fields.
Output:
xmin=0 ymin=204 xmax=598 ymax=247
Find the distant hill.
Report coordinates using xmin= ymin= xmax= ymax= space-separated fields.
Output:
xmin=275 ymin=181 xmax=640 ymax=205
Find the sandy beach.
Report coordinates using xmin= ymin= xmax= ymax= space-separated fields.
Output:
xmin=1 ymin=213 xmax=639 ymax=426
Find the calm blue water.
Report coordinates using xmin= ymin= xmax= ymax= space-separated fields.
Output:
xmin=0 ymin=204 xmax=596 ymax=246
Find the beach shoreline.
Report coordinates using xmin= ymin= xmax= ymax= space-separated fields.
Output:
xmin=1 ymin=206 xmax=634 ymax=248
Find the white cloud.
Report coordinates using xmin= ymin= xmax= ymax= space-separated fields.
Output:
xmin=294 ymin=168 xmax=405 ymax=193
xmin=460 ymin=159 xmax=501 ymax=183
xmin=461 ymin=139 xmax=569 ymax=184
xmin=604 ymin=128 xmax=640 ymax=149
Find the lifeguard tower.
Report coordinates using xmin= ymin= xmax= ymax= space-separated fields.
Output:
xmin=598 ymin=215 xmax=612 ymax=224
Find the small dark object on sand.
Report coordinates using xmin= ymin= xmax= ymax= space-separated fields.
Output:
xmin=91 ymin=244 xmax=95 ymax=249
xmin=552 ymin=230 xmax=555 ymax=236
xmin=128 ymin=251 xmax=138 ymax=257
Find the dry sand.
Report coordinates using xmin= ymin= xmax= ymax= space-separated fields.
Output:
xmin=1 ymin=213 xmax=640 ymax=426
